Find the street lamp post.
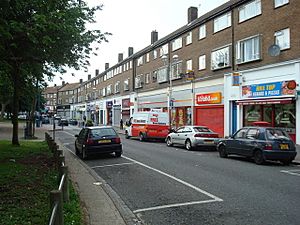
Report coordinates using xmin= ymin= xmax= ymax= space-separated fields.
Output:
xmin=162 ymin=54 xmax=178 ymax=128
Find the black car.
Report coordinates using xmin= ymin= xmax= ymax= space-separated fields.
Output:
xmin=69 ymin=119 xmax=78 ymax=126
xmin=58 ymin=118 xmax=68 ymax=126
xmin=75 ymin=126 xmax=122 ymax=159
xmin=217 ymin=127 xmax=297 ymax=165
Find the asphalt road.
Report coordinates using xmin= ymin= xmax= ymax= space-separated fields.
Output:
xmin=58 ymin=126 xmax=300 ymax=225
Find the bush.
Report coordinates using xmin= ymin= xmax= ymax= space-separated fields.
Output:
xmin=85 ymin=119 xmax=93 ymax=127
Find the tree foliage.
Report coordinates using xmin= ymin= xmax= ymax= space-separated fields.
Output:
xmin=0 ymin=0 xmax=110 ymax=145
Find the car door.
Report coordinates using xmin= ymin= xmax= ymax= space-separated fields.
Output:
xmin=242 ymin=128 xmax=260 ymax=156
xmin=178 ymin=127 xmax=192 ymax=145
xmin=172 ymin=127 xmax=185 ymax=144
xmin=227 ymin=128 xmax=248 ymax=154
xmin=76 ymin=128 xmax=88 ymax=151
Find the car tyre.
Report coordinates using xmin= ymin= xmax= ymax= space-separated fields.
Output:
xmin=125 ymin=131 xmax=130 ymax=139
xmin=82 ymin=148 xmax=88 ymax=160
xmin=139 ymin=133 xmax=145 ymax=142
xmin=253 ymin=150 xmax=264 ymax=165
xmin=218 ymin=145 xmax=228 ymax=158
xmin=166 ymin=137 xmax=173 ymax=147
xmin=75 ymin=145 xmax=80 ymax=156
xmin=115 ymin=152 xmax=122 ymax=157
xmin=185 ymin=139 xmax=193 ymax=151
xmin=280 ymin=159 xmax=292 ymax=165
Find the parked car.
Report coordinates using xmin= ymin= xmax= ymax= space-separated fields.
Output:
xmin=18 ymin=114 xmax=27 ymax=120
xmin=69 ymin=119 xmax=78 ymax=126
xmin=165 ymin=126 xmax=219 ymax=150
xmin=217 ymin=127 xmax=297 ymax=165
xmin=75 ymin=126 xmax=122 ymax=159
xmin=58 ymin=118 xmax=68 ymax=126
xmin=42 ymin=116 xmax=50 ymax=124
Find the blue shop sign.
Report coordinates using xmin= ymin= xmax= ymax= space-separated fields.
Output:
xmin=242 ymin=80 xmax=296 ymax=99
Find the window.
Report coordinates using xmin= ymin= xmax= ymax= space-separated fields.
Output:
xmin=129 ymin=61 xmax=132 ymax=69
xmin=137 ymin=56 xmax=144 ymax=66
xmin=199 ymin=24 xmax=206 ymax=39
xmin=145 ymin=73 xmax=150 ymax=84
xmin=152 ymin=70 xmax=158 ymax=83
xmin=211 ymin=46 xmax=230 ymax=70
xmin=157 ymin=67 xmax=168 ymax=83
xmin=198 ymin=55 xmax=206 ymax=70
xmin=274 ymin=0 xmax=289 ymax=8
xmin=186 ymin=59 xmax=192 ymax=72
xmin=106 ymin=85 xmax=112 ymax=95
xmin=160 ymin=44 xmax=169 ymax=57
xmin=146 ymin=53 xmax=150 ymax=62
xmin=246 ymin=129 xmax=259 ymax=139
xmin=135 ymin=75 xmax=144 ymax=88
xmin=239 ymin=0 xmax=261 ymax=23
xmin=234 ymin=128 xmax=248 ymax=139
xmin=124 ymin=79 xmax=129 ymax=91
xmin=236 ymin=35 xmax=261 ymax=63
xmin=172 ymin=37 xmax=183 ymax=51
xmin=153 ymin=50 xmax=157 ymax=59
xmin=186 ymin=32 xmax=192 ymax=45
xmin=171 ymin=61 xmax=182 ymax=80
xmin=275 ymin=28 xmax=290 ymax=50
xmin=114 ymin=81 xmax=120 ymax=94
xmin=214 ymin=12 xmax=231 ymax=33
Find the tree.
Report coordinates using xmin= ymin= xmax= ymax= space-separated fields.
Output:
xmin=0 ymin=71 xmax=13 ymax=119
xmin=0 ymin=0 xmax=110 ymax=145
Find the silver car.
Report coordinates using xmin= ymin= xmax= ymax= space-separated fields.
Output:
xmin=166 ymin=126 xmax=219 ymax=150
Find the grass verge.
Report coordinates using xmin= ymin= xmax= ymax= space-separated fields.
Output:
xmin=0 ymin=140 xmax=83 ymax=225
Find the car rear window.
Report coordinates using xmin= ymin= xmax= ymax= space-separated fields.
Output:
xmin=266 ymin=129 xmax=290 ymax=140
xmin=193 ymin=127 xmax=211 ymax=132
xmin=90 ymin=128 xmax=117 ymax=138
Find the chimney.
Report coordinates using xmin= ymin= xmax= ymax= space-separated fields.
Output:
xmin=105 ymin=63 xmax=109 ymax=70
xmin=151 ymin=30 xmax=158 ymax=44
xmin=95 ymin=69 xmax=99 ymax=76
xmin=62 ymin=81 xmax=65 ymax=86
xmin=188 ymin=7 xmax=198 ymax=23
xmin=88 ymin=74 xmax=91 ymax=80
xmin=128 ymin=47 xmax=134 ymax=57
xmin=80 ymin=79 xmax=83 ymax=84
xmin=118 ymin=53 xmax=123 ymax=62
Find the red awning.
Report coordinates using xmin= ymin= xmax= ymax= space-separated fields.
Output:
xmin=236 ymin=98 xmax=294 ymax=105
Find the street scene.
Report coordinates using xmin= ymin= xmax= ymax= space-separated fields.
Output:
xmin=1 ymin=0 xmax=300 ymax=224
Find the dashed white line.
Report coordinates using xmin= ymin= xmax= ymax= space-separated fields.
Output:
xmin=280 ymin=169 xmax=300 ymax=177
xmin=91 ymin=162 xmax=136 ymax=169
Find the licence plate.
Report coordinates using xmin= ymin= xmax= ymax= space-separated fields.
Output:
xmin=280 ymin=144 xmax=289 ymax=150
xmin=204 ymin=140 xmax=214 ymax=143
xmin=99 ymin=140 xmax=111 ymax=143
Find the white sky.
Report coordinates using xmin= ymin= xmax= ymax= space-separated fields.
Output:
xmin=48 ymin=0 xmax=229 ymax=86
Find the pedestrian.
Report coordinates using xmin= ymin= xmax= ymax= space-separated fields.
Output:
xmin=120 ymin=118 xmax=123 ymax=130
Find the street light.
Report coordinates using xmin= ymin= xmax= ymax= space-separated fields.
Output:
xmin=162 ymin=54 xmax=179 ymax=128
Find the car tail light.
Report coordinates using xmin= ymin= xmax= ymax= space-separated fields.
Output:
xmin=264 ymin=143 xmax=273 ymax=150
xmin=114 ymin=137 xmax=121 ymax=143
xmin=194 ymin=133 xmax=219 ymax=138
xmin=86 ymin=138 xmax=94 ymax=145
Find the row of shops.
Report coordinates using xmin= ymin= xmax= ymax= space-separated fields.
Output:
xmin=60 ymin=60 xmax=300 ymax=145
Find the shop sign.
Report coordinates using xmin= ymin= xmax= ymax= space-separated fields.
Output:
xmin=186 ymin=70 xmax=195 ymax=80
xmin=232 ymin=72 xmax=240 ymax=86
xmin=242 ymin=80 xmax=296 ymax=99
xmin=196 ymin=92 xmax=222 ymax=104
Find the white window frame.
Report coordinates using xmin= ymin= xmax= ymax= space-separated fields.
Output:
xmin=211 ymin=45 xmax=231 ymax=70
xmin=275 ymin=28 xmax=290 ymax=50
xmin=157 ymin=67 xmax=168 ymax=83
xmin=114 ymin=81 xmax=120 ymax=94
xmin=153 ymin=50 xmax=157 ymax=59
xmin=171 ymin=61 xmax=182 ymax=80
xmin=186 ymin=32 xmax=192 ymax=45
xmin=137 ymin=56 xmax=144 ymax=66
xmin=236 ymin=35 xmax=261 ymax=64
xmin=145 ymin=73 xmax=150 ymax=84
xmin=186 ymin=59 xmax=193 ymax=72
xmin=172 ymin=37 xmax=183 ymax=51
xmin=160 ymin=44 xmax=169 ymax=57
xmin=214 ymin=12 xmax=231 ymax=33
xmin=199 ymin=24 xmax=206 ymax=40
xmin=124 ymin=79 xmax=129 ymax=91
xmin=198 ymin=55 xmax=206 ymax=70
xmin=106 ymin=84 xmax=112 ymax=95
xmin=146 ymin=53 xmax=150 ymax=62
xmin=274 ymin=0 xmax=289 ymax=8
xmin=135 ymin=75 xmax=144 ymax=89
xmin=239 ymin=0 xmax=261 ymax=23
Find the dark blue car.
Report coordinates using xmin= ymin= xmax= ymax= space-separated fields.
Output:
xmin=217 ymin=127 xmax=297 ymax=165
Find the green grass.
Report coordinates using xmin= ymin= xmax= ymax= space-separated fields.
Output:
xmin=0 ymin=140 xmax=84 ymax=225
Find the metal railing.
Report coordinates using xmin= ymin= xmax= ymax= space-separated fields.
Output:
xmin=45 ymin=132 xmax=69 ymax=225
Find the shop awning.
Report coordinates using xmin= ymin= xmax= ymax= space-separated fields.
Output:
xmin=236 ymin=98 xmax=294 ymax=105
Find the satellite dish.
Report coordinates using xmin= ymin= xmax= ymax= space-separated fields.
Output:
xmin=268 ymin=44 xmax=281 ymax=57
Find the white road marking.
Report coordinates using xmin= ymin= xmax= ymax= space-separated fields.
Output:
xmin=91 ymin=162 xmax=136 ymax=169
xmin=133 ymin=199 xmax=219 ymax=213
xmin=280 ymin=169 xmax=300 ymax=177
xmin=122 ymin=155 xmax=223 ymax=213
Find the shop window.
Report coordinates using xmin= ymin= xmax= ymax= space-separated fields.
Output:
xmin=244 ymin=105 xmax=261 ymax=126
xmin=275 ymin=104 xmax=295 ymax=129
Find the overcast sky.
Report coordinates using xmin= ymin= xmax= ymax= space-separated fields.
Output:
xmin=48 ymin=0 xmax=229 ymax=86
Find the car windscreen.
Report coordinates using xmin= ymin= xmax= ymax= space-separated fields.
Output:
xmin=90 ymin=128 xmax=117 ymax=138
xmin=266 ymin=129 xmax=290 ymax=140
xmin=193 ymin=127 xmax=211 ymax=133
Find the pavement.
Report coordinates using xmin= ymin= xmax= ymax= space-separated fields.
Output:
xmin=0 ymin=121 xmax=299 ymax=225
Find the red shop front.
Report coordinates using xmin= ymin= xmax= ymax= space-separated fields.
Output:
xmin=195 ymin=92 xmax=224 ymax=137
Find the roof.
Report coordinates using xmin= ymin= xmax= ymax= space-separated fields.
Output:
xmin=58 ymin=82 xmax=81 ymax=91
xmin=44 ymin=85 xmax=61 ymax=94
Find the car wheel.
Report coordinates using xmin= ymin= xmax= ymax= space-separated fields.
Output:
xmin=166 ymin=137 xmax=173 ymax=147
xmin=125 ymin=131 xmax=130 ymax=139
xmin=115 ymin=152 xmax=122 ymax=157
xmin=218 ymin=145 xmax=228 ymax=158
xmin=82 ymin=148 xmax=88 ymax=160
xmin=139 ymin=133 xmax=145 ymax=142
xmin=280 ymin=159 xmax=292 ymax=165
xmin=185 ymin=139 xmax=193 ymax=151
xmin=253 ymin=150 xmax=264 ymax=165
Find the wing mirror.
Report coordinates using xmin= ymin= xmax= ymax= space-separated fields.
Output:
xmin=75 ymin=134 xmax=79 ymax=138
